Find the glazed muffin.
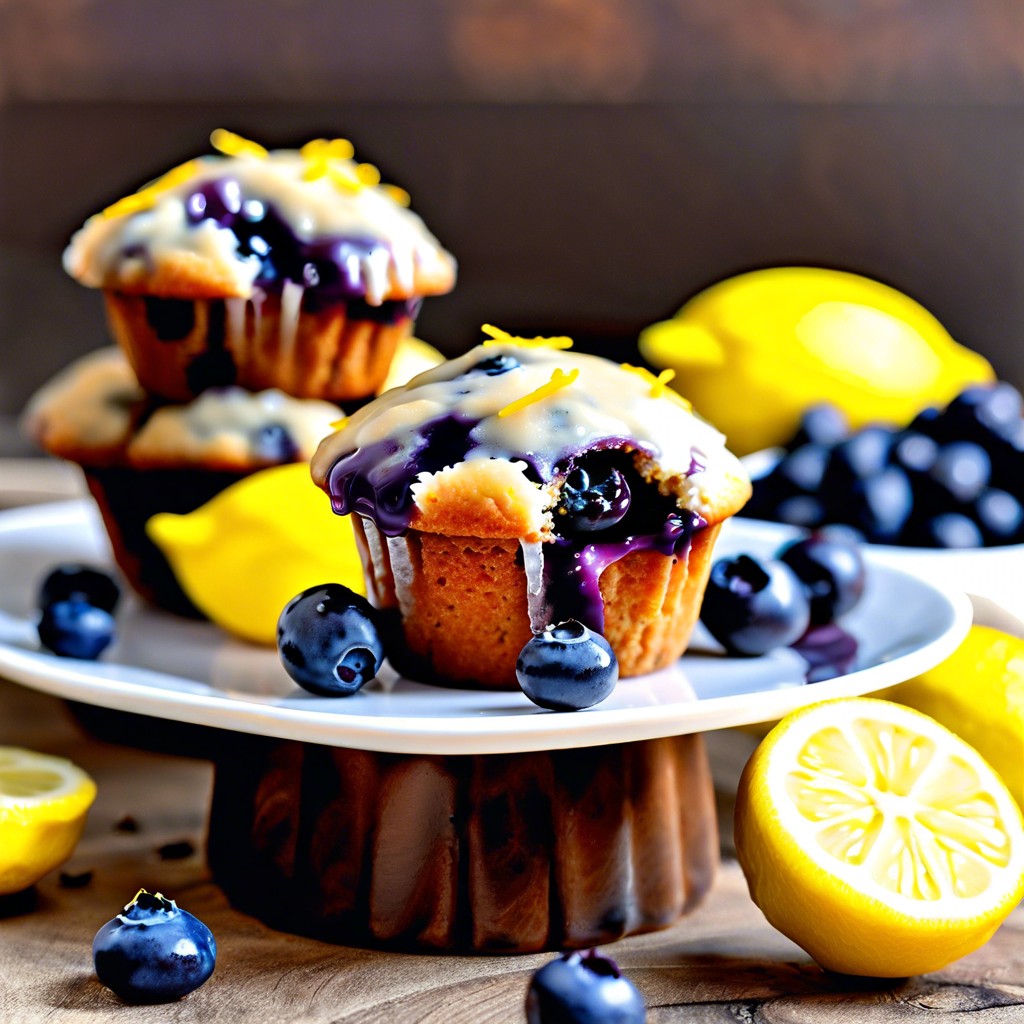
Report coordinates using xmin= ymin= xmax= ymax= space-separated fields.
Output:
xmin=63 ymin=131 xmax=457 ymax=403
xmin=311 ymin=328 xmax=751 ymax=688
xmin=25 ymin=348 xmax=342 ymax=616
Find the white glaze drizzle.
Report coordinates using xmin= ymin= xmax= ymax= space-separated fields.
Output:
xmin=312 ymin=342 xmax=747 ymax=524
xmin=64 ymin=149 xmax=455 ymax=305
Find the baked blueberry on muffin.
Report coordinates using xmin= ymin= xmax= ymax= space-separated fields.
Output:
xmin=311 ymin=326 xmax=751 ymax=688
xmin=63 ymin=131 xmax=457 ymax=403
xmin=24 ymin=348 xmax=341 ymax=615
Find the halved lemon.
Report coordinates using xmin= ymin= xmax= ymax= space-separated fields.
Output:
xmin=735 ymin=698 xmax=1024 ymax=977
xmin=0 ymin=747 xmax=97 ymax=894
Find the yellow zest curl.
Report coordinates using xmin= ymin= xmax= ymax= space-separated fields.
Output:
xmin=383 ymin=184 xmax=411 ymax=207
xmin=481 ymin=324 xmax=574 ymax=350
xmin=621 ymin=363 xmax=691 ymax=409
xmin=210 ymin=129 xmax=268 ymax=160
xmin=101 ymin=160 xmax=201 ymax=220
xmin=330 ymin=417 xmax=350 ymax=431
xmin=356 ymin=163 xmax=381 ymax=186
xmin=498 ymin=368 xmax=579 ymax=418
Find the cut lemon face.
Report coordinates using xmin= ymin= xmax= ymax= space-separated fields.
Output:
xmin=0 ymin=747 xmax=97 ymax=895
xmin=735 ymin=698 xmax=1024 ymax=977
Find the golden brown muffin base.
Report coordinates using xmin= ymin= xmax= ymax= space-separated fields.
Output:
xmin=207 ymin=732 xmax=718 ymax=952
xmin=355 ymin=518 xmax=722 ymax=689
xmin=104 ymin=291 xmax=409 ymax=402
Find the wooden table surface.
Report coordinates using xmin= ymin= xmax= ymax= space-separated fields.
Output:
xmin=1 ymin=677 xmax=1022 ymax=1024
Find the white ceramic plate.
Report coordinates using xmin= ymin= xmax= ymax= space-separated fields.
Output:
xmin=0 ymin=500 xmax=971 ymax=755
xmin=742 ymin=448 xmax=1024 ymax=632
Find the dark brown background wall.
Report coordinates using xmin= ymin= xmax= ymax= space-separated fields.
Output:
xmin=3 ymin=0 xmax=1024 ymax=446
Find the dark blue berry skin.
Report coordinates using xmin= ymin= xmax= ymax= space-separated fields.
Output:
xmin=892 ymin=432 xmax=939 ymax=477
xmin=557 ymin=460 xmax=632 ymax=533
xmin=526 ymin=949 xmax=646 ymax=1024
xmin=923 ymin=512 xmax=984 ymax=549
xmin=39 ymin=564 xmax=120 ymax=614
xmin=929 ymin=442 xmax=991 ymax=504
xmin=975 ymin=488 xmax=1024 ymax=543
xmin=93 ymin=891 xmax=216 ymax=1004
xmin=516 ymin=621 xmax=618 ymax=711
xmin=780 ymin=444 xmax=830 ymax=493
xmin=850 ymin=466 xmax=913 ymax=542
xmin=277 ymin=584 xmax=383 ymax=696
xmin=700 ymin=555 xmax=810 ymax=657
xmin=774 ymin=495 xmax=827 ymax=529
xmin=469 ymin=353 xmax=520 ymax=376
xmin=825 ymin=426 xmax=893 ymax=485
xmin=38 ymin=599 xmax=115 ymax=659
xmin=779 ymin=533 xmax=866 ymax=625
xmin=786 ymin=404 xmax=850 ymax=450
xmin=944 ymin=383 xmax=1023 ymax=443
xmin=252 ymin=423 xmax=299 ymax=463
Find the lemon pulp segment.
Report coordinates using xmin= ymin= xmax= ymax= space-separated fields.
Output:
xmin=0 ymin=747 xmax=97 ymax=895
xmin=736 ymin=698 xmax=1024 ymax=977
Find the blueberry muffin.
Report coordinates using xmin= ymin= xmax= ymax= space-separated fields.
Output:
xmin=311 ymin=327 xmax=751 ymax=688
xmin=63 ymin=132 xmax=456 ymax=403
xmin=24 ymin=348 xmax=342 ymax=615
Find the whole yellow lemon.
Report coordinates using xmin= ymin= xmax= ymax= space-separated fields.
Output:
xmin=640 ymin=267 xmax=993 ymax=454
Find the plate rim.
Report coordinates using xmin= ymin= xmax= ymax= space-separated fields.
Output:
xmin=0 ymin=499 xmax=974 ymax=755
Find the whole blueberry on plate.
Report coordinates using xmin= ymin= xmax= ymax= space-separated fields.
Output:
xmin=516 ymin=621 xmax=618 ymax=711
xmin=779 ymin=533 xmax=866 ymax=625
xmin=787 ymin=403 xmax=849 ymax=450
xmin=700 ymin=555 xmax=810 ymax=657
xmin=38 ymin=598 xmax=115 ymax=660
xmin=277 ymin=583 xmax=383 ymax=696
xmin=945 ymin=382 xmax=1023 ymax=443
xmin=929 ymin=441 xmax=991 ymax=504
xmin=975 ymin=488 xmax=1024 ymax=543
xmin=850 ymin=466 xmax=913 ymax=542
xmin=39 ymin=564 xmax=120 ymax=614
xmin=526 ymin=948 xmax=646 ymax=1024
xmin=93 ymin=889 xmax=216 ymax=1004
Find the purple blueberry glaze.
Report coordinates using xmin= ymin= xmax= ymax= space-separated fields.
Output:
xmin=792 ymin=623 xmax=859 ymax=683
xmin=325 ymin=418 xmax=707 ymax=631
xmin=128 ymin=178 xmax=420 ymax=319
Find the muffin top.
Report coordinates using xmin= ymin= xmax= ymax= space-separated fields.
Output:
xmin=64 ymin=131 xmax=457 ymax=306
xmin=25 ymin=348 xmax=342 ymax=471
xmin=311 ymin=327 xmax=751 ymax=542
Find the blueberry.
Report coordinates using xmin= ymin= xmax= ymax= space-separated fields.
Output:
xmin=93 ymin=890 xmax=215 ymax=1004
xmin=779 ymin=444 xmax=830 ymax=493
xmin=774 ymin=495 xmax=827 ymax=529
xmin=39 ymin=564 xmax=120 ymax=614
xmin=277 ymin=584 xmax=384 ymax=696
xmin=929 ymin=441 xmax=991 ymax=504
xmin=38 ymin=599 xmax=115 ymax=659
xmin=699 ymin=555 xmax=810 ymax=657
xmin=892 ymin=432 xmax=939 ymax=476
xmin=908 ymin=406 xmax=943 ymax=437
xmin=516 ymin=621 xmax=618 ymax=711
xmin=850 ymin=466 xmax=913 ymax=542
xmin=252 ymin=423 xmax=299 ymax=463
xmin=787 ymin=404 xmax=850 ymax=449
xmin=469 ymin=353 xmax=520 ymax=376
xmin=526 ymin=948 xmax=646 ymax=1024
xmin=975 ymin=488 xmax=1024 ymax=543
xmin=825 ymin=426 xmax=893 ymax=485
xmin=556 ymin=457 xmax=631 ymax=533
xmin=779 ymin=533 xmax=866 ymax=625
xmin=945 ymin=383 xmax=1023 ymax=443
xmin=923 ymin=512 xmax=984 ymax=549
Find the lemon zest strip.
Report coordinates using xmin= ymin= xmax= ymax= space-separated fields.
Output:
xmin=498 ymin=369 xmax=579 ymax=419
xmin=621 ymin=363 xmax=691 ymax=409
xmin=330 ymin=417 xmax=350 ymax=431
xmin=481 ymin=324 xmax=574 ymax=350
xmin=383 ymin=184 xmax=411 ymax=207
xmin=210 ymin=129 xmax=268 ymax=159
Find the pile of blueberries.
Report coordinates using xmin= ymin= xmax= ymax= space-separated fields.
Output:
xmin=36 ymin=565 xmax=119 ymax=660
xmin=699 ymin=532 xmax=865 ymax=678
xmin=745 ymin=383 xmax=1024 ymax=547
xmin=277 ymin=583 xmax=618 ymax=711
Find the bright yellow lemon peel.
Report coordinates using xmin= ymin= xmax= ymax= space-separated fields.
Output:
xmin=210 ymin=128 xmax=268 ymax=160
xmin=481 ymin=324 xmax=574 ymax=350
xmin=101 ymin=159 xmax=202 ymax=220
xmin=498 ymin=368 xmax=580 ymax=419
xmin=330 ymin=417 xmax=350 ymax=432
